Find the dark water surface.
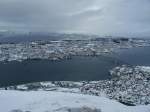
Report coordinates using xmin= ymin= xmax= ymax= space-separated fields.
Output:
xmin=0 ymin=56 xmax=120 ymax=87
xmin=115 ymin=47 xmax=150 ymax=66
xmin=0 ymin=46 xmax=150 ymax=87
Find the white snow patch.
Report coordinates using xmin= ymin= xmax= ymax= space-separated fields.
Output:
xmin=0 ymin=90 xmax=150 ymax=112
xmin=139 ymin=66 xmax=150 ymax=73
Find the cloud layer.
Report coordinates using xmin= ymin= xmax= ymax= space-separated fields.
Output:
xmin=0 ymin=0 xmax=150 ymax=36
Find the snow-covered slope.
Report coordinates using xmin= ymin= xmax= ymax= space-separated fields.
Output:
xmin=0 ymin=90 xmax=149 ymax=112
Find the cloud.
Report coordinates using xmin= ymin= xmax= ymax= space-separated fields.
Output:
xmin=0 ymin=0 xmax=150 ymax=37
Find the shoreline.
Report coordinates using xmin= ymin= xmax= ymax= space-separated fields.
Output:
xmin=1 ymin=65 xmax=150 ymax=106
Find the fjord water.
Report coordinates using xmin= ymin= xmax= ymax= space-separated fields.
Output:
xmin=115 ymin=46 xmax=150 ymax=66
xmin=0 ymin=56 xmax=120 ymax=87
xmin=0 ymin=46 xmax=150 ymax=87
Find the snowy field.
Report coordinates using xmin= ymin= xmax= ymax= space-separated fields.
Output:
xmin=0 ymin=90 xmax=150 ymax=112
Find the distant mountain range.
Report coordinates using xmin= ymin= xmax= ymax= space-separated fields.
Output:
xmin=0 ymin=32 xmax=65 ymax=43
xmin=0 ymin=32 xmax=101 ymax=43
xmin=0 ymin=31 xmax=149 ymax=43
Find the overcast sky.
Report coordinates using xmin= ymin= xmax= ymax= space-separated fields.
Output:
xmin=0 ymin=0 xmax=150 ymax=37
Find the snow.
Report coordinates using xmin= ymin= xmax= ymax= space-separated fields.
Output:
xmin=0 ymin=38 xmax=150 ymax=62
xmin=81 ymin=65 xmax=150 ymax=105
xmin=139 ymin=66 xmax=150 ymax=72
xmin=0 ymin=90 xmax=150 ymax=112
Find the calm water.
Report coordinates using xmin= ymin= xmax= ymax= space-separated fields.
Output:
xmin=0 ymin=46 xmax=150 ymax=87
xmin=115 ymin=47 xmax=150 ymax=66
xmin=0 ymin=56 xmax=120 ymax=87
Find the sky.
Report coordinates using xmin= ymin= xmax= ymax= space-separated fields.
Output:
xmin=0 ymin=0 xmax=150 ymax=37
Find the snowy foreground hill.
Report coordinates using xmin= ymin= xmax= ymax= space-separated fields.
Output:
xmin=0 ymin=90 xmax=150 ymax=112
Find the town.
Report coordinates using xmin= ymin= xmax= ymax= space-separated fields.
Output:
xmin=0 ymin=37 xmax=149 ymax=62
